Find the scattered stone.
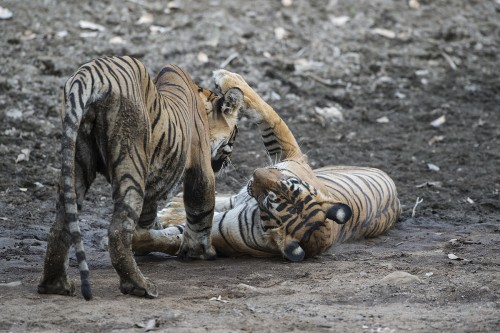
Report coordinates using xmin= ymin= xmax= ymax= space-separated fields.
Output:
xmin=0 ymin=6 xmax=13 ymax=20
xmin=415 ymin=69 xmax=428 ymax=76
xmin=6 ymin=110 xmax=22 ymax=119
xmin=430 ymin=115 xmax=446 ymax=127
xmin=78 ymin=20 xmax=106 ymax=32
xmin=197 ymin=52 xmax=209 ymax=63
xmin=56 ymin=30 xmax=68 ymax=38
xmin=330 ymin=16 xmax=350 ymax=26
xmin=427 ymin=163 xmax=440 ymax=172
xmin=144 ymin=319 xmax=156 ymax=332
xmin=209 ymin=295 xmax=229 ymax=303
xmin=376 ymin=116 xmax=390 ymax=124
xmin=167 ymin=1 xmax=181 ymax=10
xmin=150 ymin=25 xmax=172 ymax=34
xmin=274 ymin=27 xmax=288 ymax=40
xmin=409 ymin=0 xmax=420 ymax=9
xmin=428 ymin=135 xmax=445 ymax=145
xmin=80 ymin=32 xmax=98 ymax=38
xmin=136 ymin=12 xmax=153 ymax=25
xmin=15 ymin=148 xmax=31 ymax=163
xmin=314 ymin=105 xmax=344 ymax=123
xmin=109 ymin=36 xmax=125 ymax=44
xmin=371 ymin=28 xmax=396 ymax=39
xmin=448 ymin=253 xmax=467 ymax=261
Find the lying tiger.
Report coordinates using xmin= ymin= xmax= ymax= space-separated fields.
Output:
xmin=132 ymin=70 xmax=401 ymax=261
xmin=38 ymin=56 xmax=244 ymax=300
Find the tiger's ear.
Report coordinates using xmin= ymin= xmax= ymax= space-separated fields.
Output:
xmin=221 ymin=88 xmax=244 ymax=115
xmin=270 ymin=228 xmax=305 ymax=262
xmin=282 ymin=237 xmax=305 ymax=262
xmin=326 ymin=203 xmax=352 ymax=224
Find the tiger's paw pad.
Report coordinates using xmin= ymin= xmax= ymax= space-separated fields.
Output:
xmin=120 ymin=279 xmax=158 ymax=299
xmin=37 ymin=276 xmax=76 ymax=296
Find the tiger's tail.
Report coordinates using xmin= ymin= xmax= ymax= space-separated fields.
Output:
xmin=61 ymin=69 xmax=96 ymax=301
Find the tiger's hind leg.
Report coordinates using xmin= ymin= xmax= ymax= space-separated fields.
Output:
xmin=38 ymin=132 xmax=97 ymax=296
xmin=37 ymin=183 xmax=76 ymax=296
xmin=105 ymin=109 xmax=158 ymax=298
xmin=108 ymin=167 xmax=158 ymax=298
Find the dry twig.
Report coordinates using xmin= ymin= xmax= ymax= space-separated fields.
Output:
xmin=440 ymin=51 xmax=457 ymax=70
xmin=219 ymin=52 xmax=239 ymax=68
xmin=412 ymin=197 xmax=424 ymax=218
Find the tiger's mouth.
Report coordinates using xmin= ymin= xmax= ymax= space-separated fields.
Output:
xmin=210 ymin=126 xmax=238 ymax=172
xmin=211 ymin=142 xmax=232 ymax=172
xmin=211 ymin=154 xmax=230 ymax=172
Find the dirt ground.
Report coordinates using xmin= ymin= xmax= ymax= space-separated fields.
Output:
xmin=1 ymin=0 xmax=499 ymax=332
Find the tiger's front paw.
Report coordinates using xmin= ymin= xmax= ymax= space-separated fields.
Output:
xmin=38 ymin=275 xmax=76 ymax=297
xmin=120 ymin=278 xmax=158 ymax=299
xmin=176 ymin=233 xmax=216 ymax=260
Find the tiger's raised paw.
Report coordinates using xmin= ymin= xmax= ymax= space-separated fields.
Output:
xmin=213 ymin=69 xmax=263 ymax=121
xmin=120 ymin=278 xmax=158 ymax=299
xmin=38 ymin=275 xmax=76 ymax=296
xmin=213 ymin=70 xmax=246 ymax=95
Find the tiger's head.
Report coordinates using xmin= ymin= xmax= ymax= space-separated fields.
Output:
xmin=199 ymin=87 xmax=243 ymax=172
xmin=248 ymin=167 xmax=352 ymax=261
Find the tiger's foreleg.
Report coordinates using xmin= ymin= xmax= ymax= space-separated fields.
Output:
xmin=131 ymin=194 xmax=186 ymax=255
xmin=176 ymin=167 xmax=217 ymax=260
xmin=132 ymin=227 xmax=183 ymax=255
xmin=213 ymin=70 xmax=303 ymax=163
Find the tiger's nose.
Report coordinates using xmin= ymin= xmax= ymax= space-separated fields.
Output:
xmin=252 ymin=168 xmax=283 ymax=182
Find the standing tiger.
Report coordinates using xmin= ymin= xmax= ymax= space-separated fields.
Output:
xmin=37 ymin=56 xmax=243 ymax=300
xmin=132 ymin=70 xmax=401 ymax=261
